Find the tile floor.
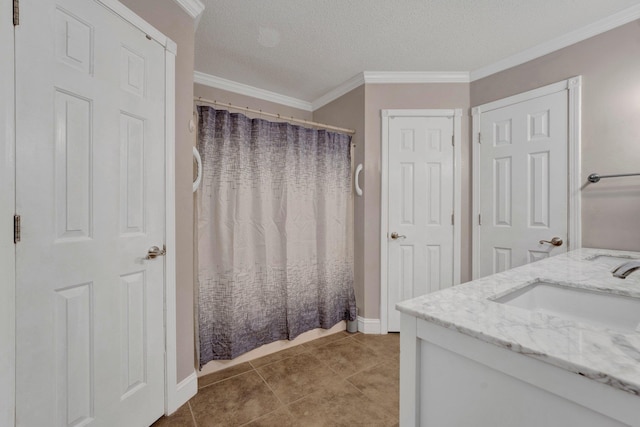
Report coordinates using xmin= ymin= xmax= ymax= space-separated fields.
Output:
xmin=153 ymin=331 xmax=400 ymax=427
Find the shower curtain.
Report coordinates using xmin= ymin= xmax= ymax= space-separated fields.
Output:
xmin=196 ymin=106 xmax=356 ymax=364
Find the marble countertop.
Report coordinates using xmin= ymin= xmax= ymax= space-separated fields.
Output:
xmin=396 ymin=248 xmax=640 ymax=396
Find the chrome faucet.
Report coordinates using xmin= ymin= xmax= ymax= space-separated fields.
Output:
xmin=612 ymin=260 xmax=640 ymax=279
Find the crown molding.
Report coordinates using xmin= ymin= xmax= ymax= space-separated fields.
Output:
xmin=311 ymin=71 xmax=469 ymax=110
xmin=194 ymin=71 xmax=313 ymax=112
xmin=194 ymin=2 xmax=640 ymax=113
xmin=363 ymin=71 xmax=470 ymax=84
xmin=470 ymin=4 xmax=640 ymax=81
xmin=311 ymin=73 xmax=366 ymax=111
xmin=194 ymin=70 xmax=469 ymax=113
xmin=191 ymin=4 xmax=640 ymax=109
xmin=173 ymin=0 xmax=205 ymax=26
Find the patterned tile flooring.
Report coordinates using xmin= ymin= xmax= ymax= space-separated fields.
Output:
xmin=153 ymin=332 xmax=400 ymax=427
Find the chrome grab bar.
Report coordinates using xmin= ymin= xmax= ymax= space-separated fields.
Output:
xmin=354 ymin=163 xmax=363 ymax=196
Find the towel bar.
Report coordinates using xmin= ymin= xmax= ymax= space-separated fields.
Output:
xmin=588 ymin=172 xmax=640 ymax=183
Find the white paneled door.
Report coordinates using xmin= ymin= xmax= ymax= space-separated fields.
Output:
xmin=477 ymin=91 xmax=568 ymax=278
xmin=15 ymin=1 xmax=166 ymax=426
xmin=386 ymin=114 xmax=457 ymax=332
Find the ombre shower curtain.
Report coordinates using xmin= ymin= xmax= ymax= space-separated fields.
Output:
xmin=196 ymin=106 xmax=356 ymax=365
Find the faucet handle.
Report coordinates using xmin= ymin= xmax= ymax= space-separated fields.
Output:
xmin=612 ymin=260 xmax=640 ymax=279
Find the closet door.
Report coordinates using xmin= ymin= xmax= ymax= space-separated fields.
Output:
xmin=386 ymin=114 xmax=457 ymax=332
xmin=477 ymin=90 xmax=568 ymax=278
xmin=15 ymin=1 xmax=167 ymax=425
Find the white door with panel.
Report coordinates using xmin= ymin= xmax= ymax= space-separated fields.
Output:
xmin=387 ymin=115 xmax=456 ymax=332
xmin=15 ymin=0 xmax=166 ymax=426
xmin=477 ymin=91 xmax=568 ymax=278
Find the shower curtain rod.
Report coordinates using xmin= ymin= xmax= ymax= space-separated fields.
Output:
xmin=194 ymin=96 xmax=356 ymax=136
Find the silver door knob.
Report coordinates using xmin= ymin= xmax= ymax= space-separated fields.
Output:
xmin=390 ymin=232 xmax=406 ymax=240
xmin=539 ymin=237 xmax=563 ymax=247
xmin=146 ymin=245 xmax=166 ymax=259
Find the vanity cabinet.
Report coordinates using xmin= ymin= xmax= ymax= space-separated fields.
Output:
xmin=399 ymin=314 xmax=639 ymax=426
xmin=397 ymin=249 xmax=640 ymax=427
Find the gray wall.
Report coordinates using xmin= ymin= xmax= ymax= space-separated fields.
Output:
xmin=313 ymin=86 xmax=366 ymax=315
xmin=471 ymin=19 xmax=640 ymax=252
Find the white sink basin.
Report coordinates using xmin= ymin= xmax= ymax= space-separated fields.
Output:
xmin=494 ymin=281 xmax=640 ymax=332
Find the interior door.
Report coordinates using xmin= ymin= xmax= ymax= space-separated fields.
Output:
xmin=477 ymin=91 xmax=568 ymax=278
xmin=387 ymin=115 xmax=455 ymax=332
xmin=15 ymin=1 xmax=166 ymax=426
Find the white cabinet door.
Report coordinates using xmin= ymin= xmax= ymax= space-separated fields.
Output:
xmin=15 ymin=1 xmax=166 ymax=426
xmin=387 ymin=116 xmax=455 ymax=332
xmin=478 ymin=91 xmax=568 ymax=278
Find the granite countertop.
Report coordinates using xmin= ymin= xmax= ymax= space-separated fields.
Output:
xmin=396 ymin=248 xmax=640 ymax=396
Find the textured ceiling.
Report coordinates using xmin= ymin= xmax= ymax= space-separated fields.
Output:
xmin=195 ymin=0 xmax=640 ymax=102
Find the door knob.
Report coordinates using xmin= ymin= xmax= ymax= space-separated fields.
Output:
xmin=146 ymin=245 xmax=166 ymax=259
xmin=390 ymin=232 xmax=406 ymax=240
xmin=539 ymin=237 xmax=563 ymax=247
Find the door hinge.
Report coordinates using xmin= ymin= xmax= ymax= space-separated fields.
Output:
xmin=451 ymin=135 xmax=455 ymax=146
xmin=478 ymin=132 xmax=481 ymax=144
xmin=13 ymin=0 xmax=19 ymax=26
xmin=451 ymin=212 xmax=454 ymax=225
xmin=478 ymin=214 xmax=482 ymax=226
xmin=14 ymin=215 xmax=21 ymax=243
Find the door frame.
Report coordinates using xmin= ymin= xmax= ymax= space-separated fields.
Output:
xmin=0 ymin=0 xmax=185 ymax=420
xmin=380 ymin=109 xmax=463 ymax=334
xmin=471 ymin=77 xmax=582 ymax=280
xmin=0 ymin=0 xmax=16 ymax=424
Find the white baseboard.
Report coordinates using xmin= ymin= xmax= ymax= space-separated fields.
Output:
xmin=168 ymin=370 xmax=197 ymax=414
xmin=357 ymin=316 xmax=382 ymax=334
